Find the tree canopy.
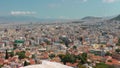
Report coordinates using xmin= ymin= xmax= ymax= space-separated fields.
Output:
xmin=5 ymin=50 xmax=9 ymax=59
xmin=58 ymin=53 xmax=88 ymax=65
xmin=16 ymin=51 xmax=26 ymax=59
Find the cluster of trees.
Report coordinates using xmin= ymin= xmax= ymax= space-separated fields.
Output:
xmin=58 ymin=53 xmax=87 ymax=65
xmin=5 ymin=50 xmax=30 ymax=67
xmin=16 ymin=51 xmax=30 ymax=66
xmin=105 ymin=52 xmax=112 ymax=56
xmin=5 ymin=50 xmax=27 ymax=60
xmin=16 ymin=51 xmax=26 ymax=59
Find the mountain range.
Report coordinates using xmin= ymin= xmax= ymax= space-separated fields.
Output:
xmin=0 ymin=14 xmax=120 ymax=24
xmin=110 ymin=15 xmax=120 ymax=21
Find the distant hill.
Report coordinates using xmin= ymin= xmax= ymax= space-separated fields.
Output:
xmin=81 ymin=16 xmax=102 ymax=21
xmin=80 ymin=16 xmax=105 ymax=24
xmin=110 ymin=15 xmax=120 ymax=21
xmin=0 ymin=15 xmax=119 ymax=24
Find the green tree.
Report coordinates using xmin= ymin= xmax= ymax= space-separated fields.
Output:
xmin=75 ymin=53 xmax=87 ymax=64
xmin=32 ymin=54 xmax=35 ymax=59
xmin=24 ymin=61 xmax=30 ymax=66
xmin=58 ymin=53 xmax=88 ymax=65
xmin=5 ymin=50 xmax=9 ymax=59
xmin=16 ymin=51 xmax=26 ymax=59
xmin=105 ymin=52 xmax=112 ymax=56
xmin=81 ymin=53 xmax=87 ymax=63
xmin=73 ymin=46 xmax=77 ymax=50
xmin=80 ymin=56 xmax=86 ymax=64
xmin=60 ymin=53 xmax=76 ymax=64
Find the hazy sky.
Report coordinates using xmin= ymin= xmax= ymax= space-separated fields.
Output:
xmin=0 ymin=0 xmax=120 ymax=19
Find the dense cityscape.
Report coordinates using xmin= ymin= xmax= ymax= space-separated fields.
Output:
xmin=0 ymin=15 xmax=120 ymax=68
xmin=1 ymin=0 xmax=120 ymax=68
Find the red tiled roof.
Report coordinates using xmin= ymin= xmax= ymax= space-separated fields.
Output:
xmin=0 ymin=58 xmax=4 ymax=65
xmin=106 ymin=58 xmax=120 ymax=65
xmin=25 ymin=51 xmax=31 ymax=57
xmin=66 ymin=62 xmax=78 ymax=67
xmin=29 ymin=59 xmax=35 ymax=65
